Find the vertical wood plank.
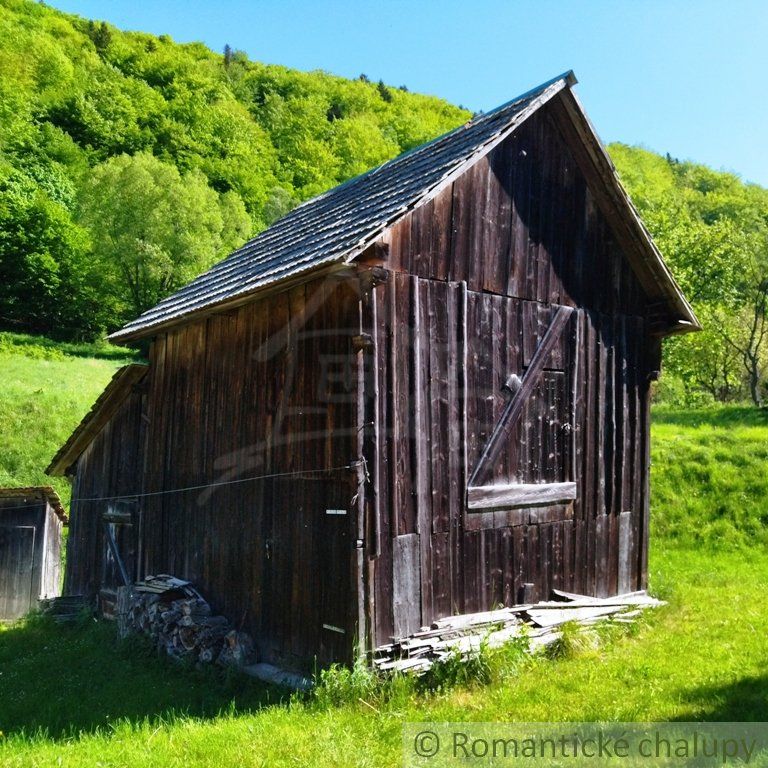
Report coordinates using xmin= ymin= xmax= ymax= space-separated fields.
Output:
xmin=413 ymin=277 xmax=433 ymax=624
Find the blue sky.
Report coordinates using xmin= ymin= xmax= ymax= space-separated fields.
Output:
xmin=50 ymin=0 xmax=768 ymax=186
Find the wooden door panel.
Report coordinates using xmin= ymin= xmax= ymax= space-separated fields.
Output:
xmin=465 ymin=294 xmax=580 ymax=515
xmin=0 ymin=525 xmax=36 ymax=619
xmin=317 ymin=481 xmax=353 ymax=667
xmin=263 ymin=478 xmax=351 ymax=670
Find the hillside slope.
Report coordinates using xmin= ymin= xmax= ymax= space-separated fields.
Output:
xmin=0 ymin=0 xmax=468 ymax=214
xmin=1 ymin=0 xmax=766 ymax=407
xmin=0 ymin=333 xmax=138 ymax=502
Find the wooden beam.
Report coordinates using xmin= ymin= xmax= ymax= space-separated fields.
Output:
xmin=102 ymin=510 xmax=133 ymax=525
xmin=103 ymin=521 xmax=131 ymax=587
xmin=467 ymin=482 xmax=577 ymax=510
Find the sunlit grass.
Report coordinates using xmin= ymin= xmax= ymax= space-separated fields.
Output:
xmin=651 ymin=406 xmax=768 ymax=548
xmin=0 ymin=334 xmax=139 ymax=505
xmin=0 ymin=546 xmax=764 ymax=766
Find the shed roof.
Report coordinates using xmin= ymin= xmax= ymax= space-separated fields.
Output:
xmin=110 ymin=71 xmax=698 ymax=342
xmin=0 ymin=487 xmax=68 ymax=524
xmin=46 ymin=364 xmax=148 ymax=477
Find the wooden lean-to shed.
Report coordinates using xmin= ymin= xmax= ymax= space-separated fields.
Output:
xmin=49 ymin=72 xmax=698 ymax=671
xmin=0 ymin=487 xmax=66 ymax=620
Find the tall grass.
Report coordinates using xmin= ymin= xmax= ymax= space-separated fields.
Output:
xmin=651 ymin=406 xmax=768 ymax=548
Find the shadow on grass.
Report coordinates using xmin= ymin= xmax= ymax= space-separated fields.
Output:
xmin=652 ymin=405 xmax=768 ymax=429
xmin=0 ymin=614 xmax=289 ymax=739
xmin=675 ymin=673 xmax=768 ymax=722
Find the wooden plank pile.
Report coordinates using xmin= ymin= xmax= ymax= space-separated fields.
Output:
xmin=120 ymin=575 xmax=256 ymax=668
xmin=373 ymin=590 xmax=664 ymax=675
xmin=40 ymin=595 xmax=91 ymax=623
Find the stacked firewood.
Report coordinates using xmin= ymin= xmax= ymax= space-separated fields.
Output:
xmin=373 ymin=590 xmax=664 ymax=675
xmin=119 ymin=576 xmax=255 ymax=668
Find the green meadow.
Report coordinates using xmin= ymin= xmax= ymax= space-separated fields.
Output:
xmin=0 ymin=338 xmax=765 ymax=767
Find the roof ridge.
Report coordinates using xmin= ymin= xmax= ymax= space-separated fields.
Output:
xmin=290 ymin=70 xmax=577 ymax=208
xmin=110 ymin=72 xmax=577 ymax=341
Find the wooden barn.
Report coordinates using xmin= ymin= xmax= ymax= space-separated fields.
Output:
xmin=49 ymin=72 xmax=699 ymax=671
xmin=0 ymin=487 xmax=66 ymax=620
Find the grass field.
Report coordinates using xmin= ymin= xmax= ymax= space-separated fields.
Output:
xmin=0 ymin=337 xmax=765 ymax=766
xmin=651 ymin=406 xmax=768 ymax=548
xmin=0 ymin=332 xmax=140 ymax=504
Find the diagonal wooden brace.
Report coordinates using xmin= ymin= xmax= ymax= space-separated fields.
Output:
xmin=467 ymin=305 xmax=574 ymax=489
xmin=103 ymin=519 xmax=132 ymax=587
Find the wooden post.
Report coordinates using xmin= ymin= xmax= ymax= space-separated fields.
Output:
xmin=115 ymin=585 xmax=134 ymax=640
xmin=353 ymin=267 xmax=389 ymax=659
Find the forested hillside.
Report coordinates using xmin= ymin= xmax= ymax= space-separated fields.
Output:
xmin=612 ymin=146 xmax=768 ymax=406
xmin=0 ymin=0 xmax=766 ymax=404
xmin=0 ymin=0 xmax=468 ymax=337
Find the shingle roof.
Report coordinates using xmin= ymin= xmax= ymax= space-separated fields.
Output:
xmin=110 ymin=72 xmax=577 ymax=341
xmin=0 ymin=487 xmax=68 ymax=524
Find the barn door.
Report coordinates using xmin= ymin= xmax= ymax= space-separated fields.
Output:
xmin=0 ymin=525 xmax=36 ymax=619
xmin=262 ymin=477 xmax=352 ymax=671
xmin=461 ymin=294 xmax=581 ymax=605
xmin=465 ymin=302 xmax=580 ymax=512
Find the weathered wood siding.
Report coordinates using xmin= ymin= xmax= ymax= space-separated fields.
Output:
xmin=65 ymin=388 xmax=146 ymax=597
xmin=371 ymin=105 xmax=645 ymax=315
xmin=68 ymin=276 xmax=361 ymax=670
xmin=361 ymin=101 xmax=654 ymax=647
xmin=40 ymin=500 xmax=63 ymax=599
xmin=138 ymin=275 xmax=360 ymax=670
xmin=0 ymin=498 xmax=62 ymax=619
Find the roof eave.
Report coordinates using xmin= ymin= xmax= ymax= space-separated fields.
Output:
xmin=108 ymin=261 xmax=356 ymax=343
xmin=659 ymin=319 xmax=702 ymax=337
xmin=0 ymin=486 xmax=68 ymax=524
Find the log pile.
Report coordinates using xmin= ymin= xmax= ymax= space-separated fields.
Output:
xmin=373 ymin=590 xmax=664 ymax=675
xmin=119 ymin=575 xmax=256 ymax=668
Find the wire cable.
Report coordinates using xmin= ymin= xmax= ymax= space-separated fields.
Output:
xmin=0 ymin=461 xmax=361 ymax=512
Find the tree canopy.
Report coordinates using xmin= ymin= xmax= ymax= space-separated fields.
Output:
xmin=611 ymin=145 xmax=768 ymax=405
xmin=0 ymin=0 xmax=766 ymax=405
xmin=79 ymin=152 xmax=252 ymax=323
xmin=0 ymin=0 xmax=468 ymax=336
